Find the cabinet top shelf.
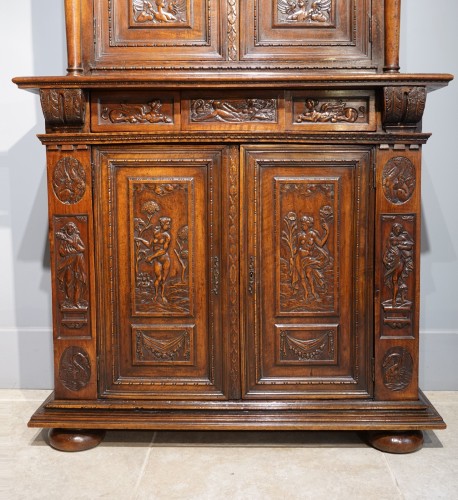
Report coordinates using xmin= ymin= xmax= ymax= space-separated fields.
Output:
xmin=13 ymin=73 xmax=454 ymax=93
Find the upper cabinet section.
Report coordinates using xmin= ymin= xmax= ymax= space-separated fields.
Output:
xmin=76 ymin=0 xmax=384 ymax=72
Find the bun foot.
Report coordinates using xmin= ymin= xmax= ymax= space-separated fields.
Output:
xmin=366 ymin=430 xmax=424 ymax=454
xmin=48 ymin=428 xmax=106 ymax=452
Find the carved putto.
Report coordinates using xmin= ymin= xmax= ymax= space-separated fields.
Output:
xmin=296 ymin=98 xmax=363 ymax=123
xmin=191 ymin=99 xmax=277 ymax=123
xmin=132 ymin=0 xmax=187 ymax=23
xmin=277 ymin=0 xmax=332 ymax=24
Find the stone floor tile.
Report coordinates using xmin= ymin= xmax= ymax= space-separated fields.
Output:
xmin=0 ymin=389 xmax=52 ymax=401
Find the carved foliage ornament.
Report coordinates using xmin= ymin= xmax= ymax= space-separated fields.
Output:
xmin=59 ymin=346 xmax=91 ymax=391
xmin=52 ymin=157 xmax=87 ymax=205
xmin=382 ymin=347 xmax=413 ymax=392
xmin=191 ymin=99 xmax=277 ymax=123
xmin=40 ymin=89 xmax=86 ymax=129
xmin=132 ymin=0 xmax=187 ymax=24
xmin=382 ymin=157 xmax=416 ymax=205
xmin=277 ymin=0 xmax=332 ymax=24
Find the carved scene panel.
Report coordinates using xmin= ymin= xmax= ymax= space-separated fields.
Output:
xmin=130 ymin=178 xmax=194 ymax=317
xmin=276 ymin=178 xmax=339 ymax=315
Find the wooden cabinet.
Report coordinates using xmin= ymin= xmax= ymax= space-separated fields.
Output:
xmin=14 ymin=0 xmax=453 ymax=453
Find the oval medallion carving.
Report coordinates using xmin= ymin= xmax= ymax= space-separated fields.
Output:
xmin=52 ymin=157 xmax=87 ymax=204
xmin=382 ymin=157 xmax=416 ymax=205
xmin=59 ymin=346 xmax=91 ymax=391
xmin=382 ymin=347 xmax=413 ymax=392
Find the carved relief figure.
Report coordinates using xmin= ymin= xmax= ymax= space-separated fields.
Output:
xmin=59 ymin=346 xmax=91 ymax=391
xmin=56 ymin=222 xmax=88 ymax=309
xmin=277 ymin=0 xmax=331 ymax=24
xmin=132 ymin=0 xmax=187 ymax=23
xmin=52 ymin=157 xmax=86 ymax=205
xmin=296 ymin=98 xmax=362 ymax=123
xmin=101 ymin=100 xmax=171 ymax=124
xmin=191 ymin=99 xmax=277 ymax=123
xmin=133 ymin=184 xmax=190 ymax=314
xmin=382 ymin=347 xmax=413 ymax=391
xmin=382 ymin=157 xmax=416 ymax=205
xmin=383 ymin=223 xmax=414 ymax=306
xmin=280 ymin=198 xmax=334 ymax=311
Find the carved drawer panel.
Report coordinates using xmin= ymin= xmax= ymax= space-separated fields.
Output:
xmin=182 ymin=92 xmax=285 ymax=131
xmin=286 ymin=91 xmax=376 ymax=132
xmin=91 ymin=92 xmax=180 ymax=132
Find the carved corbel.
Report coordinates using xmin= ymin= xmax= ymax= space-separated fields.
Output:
xmin=382 ymin=86 xmax=426 ymax=132
xmin=40 ymin=88 xmax=86 ymax=130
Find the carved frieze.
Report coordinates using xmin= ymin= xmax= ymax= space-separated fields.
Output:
xmin=101 ymin=100 xmax=172 ymax=124
xmin=278 ymin=182 xmax=336 ymax=313
xmin=190 ymin=99 xmax=277 ymax=123
xmin=383 ymin=87 xmax=426 ymax=130
xmin=40 ymin=89 xmax=86 ymax=129
xmin=382 ymin=157 xmax=416 ymax=205
xmin=58 ymin=346 xmax=91 ymax=391
xmin=277 ymin=0 xmax=332 ymax=24
xmin=132 ymin=0 xmax=188 ymax=24
xmin=133 ymin=181 xmax=191 ymax=315
xmin=381 ymin=215 xmax=415 ymax=334
xmin=135 ymin=328 xmax=192 ymax=362
xmin=382 ymin=347 xmax=413 ymax=392
xmin=54 ymin=216 xmax=90 ymax=334
xmin=296 ymin=99 xmax=365 ymax=124
xmin=52 ymin=157 xmax=87 ymax=205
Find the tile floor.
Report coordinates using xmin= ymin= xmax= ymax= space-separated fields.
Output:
xmin=1 ymin=390 xmax=457 ymax=499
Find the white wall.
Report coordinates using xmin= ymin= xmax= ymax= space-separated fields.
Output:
xmin=1 ymin=1 xmax=457 ymax=389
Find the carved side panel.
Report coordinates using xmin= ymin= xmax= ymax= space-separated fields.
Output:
xmin=380 ymin=215 xmax=416 ymax=337
xmin=131 ymin=180 xmax=193 ymax=316
xmin=277 ymin=180 xmax=338 ymax=315
xmin=40 ymin=89 xmax=86 ymax=129
xmin=53 ymin=215 xmax=91 ymax=336
xmin=58 ymin=346 xmax=91 ymax=391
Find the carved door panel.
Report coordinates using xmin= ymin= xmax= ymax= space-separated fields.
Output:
xmin=240 ymin=0 xmax=382 ymax=70
xmin=242 ymin=146 xmax=373 ymax=398
xmin=95 ymin=146 xmax=228 ymax=399
xmin=91 ymin=0 xmax=225 ymax=69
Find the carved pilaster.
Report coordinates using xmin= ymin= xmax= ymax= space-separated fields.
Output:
xmin=382 ymin=87 xmax=426 ymax=131
xmin=40 ymin=89 xmax=86 ymax=130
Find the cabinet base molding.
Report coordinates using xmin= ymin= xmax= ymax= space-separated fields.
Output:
xmin=48 ymin=428 xmax=106 ymax=452
xmin=30 ymin=391 xmax=444 ymax=442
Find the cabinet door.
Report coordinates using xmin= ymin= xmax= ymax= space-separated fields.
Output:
xmin=95 ymin=146 xmax=228 ymax=399
xmin=242 ymin=146 xmax=373 ymax=399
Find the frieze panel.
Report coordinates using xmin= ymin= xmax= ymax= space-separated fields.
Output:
xmin=52 ymin=157 xmax=87 ymax=205
xmin=277 ymin=181 xmax=337 ymax=314
xmin=190 ymin=99 xmax=277 ymax=123
xmin=295 ymin=98 xmax=366 ymax=124
xmin=381 ymin=215 xmax=416 ymax=336
xmin=382 ymin=346 xmax=413 ymax=392
xmin=53 ymin=216 xmax=90 ymax=336
xmin=132 ymin=180 xmax=193 ymax=316
xmin=382 ymin=157 xmax=416 ymax=205
xmin=101 ymin=100 xmax=172 ymax=124
xmin=58 ymin=346 xmax=91 ymax=391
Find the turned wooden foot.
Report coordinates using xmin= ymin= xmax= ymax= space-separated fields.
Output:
xmin=366 ymin=430 xmax=424 ymax=454
xmin=48 ymin=428 xmax=106 ymax=452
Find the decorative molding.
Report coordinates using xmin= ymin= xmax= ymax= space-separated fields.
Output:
xmin=382 ymin=347 xmax=413 ymax=391
xmin=58 ymin=346 xmax=91 ymax=391
xmin=248 ymin=255 xmax=255 ymax=295
xmin=40 ymin=89 xmax=86 ymax=129
xmin=383 ymin=86 xmax=426 ymax=130
xmin=227 ymin=0 xmax=237 ymax=61
xmin=382 ymin=157 xmax=416 ymax=205
xmin=212 ymin=256 xmax=220 ymax=295
xmin=52 ymin=157 xmax=87 ymax=205
xmin=190 ymin=99 xmax=277 ymax=123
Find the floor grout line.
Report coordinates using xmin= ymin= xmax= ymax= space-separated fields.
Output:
xmin=382 ymin=453 xmax=405 ymax=500
xmin=131 ymin=431 xmax=157 ymax=500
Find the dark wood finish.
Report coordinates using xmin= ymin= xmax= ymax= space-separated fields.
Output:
xmin=48 ymin=428 xmax=106 ymax=452
xmin=15 ymin=0 xmax=453 ymax=453
xmin=366 ymin=430 xmax=424 ymax=454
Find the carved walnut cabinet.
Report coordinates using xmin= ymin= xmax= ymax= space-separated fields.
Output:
xmin=14 ymin=0 xmax=453 ymax=453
